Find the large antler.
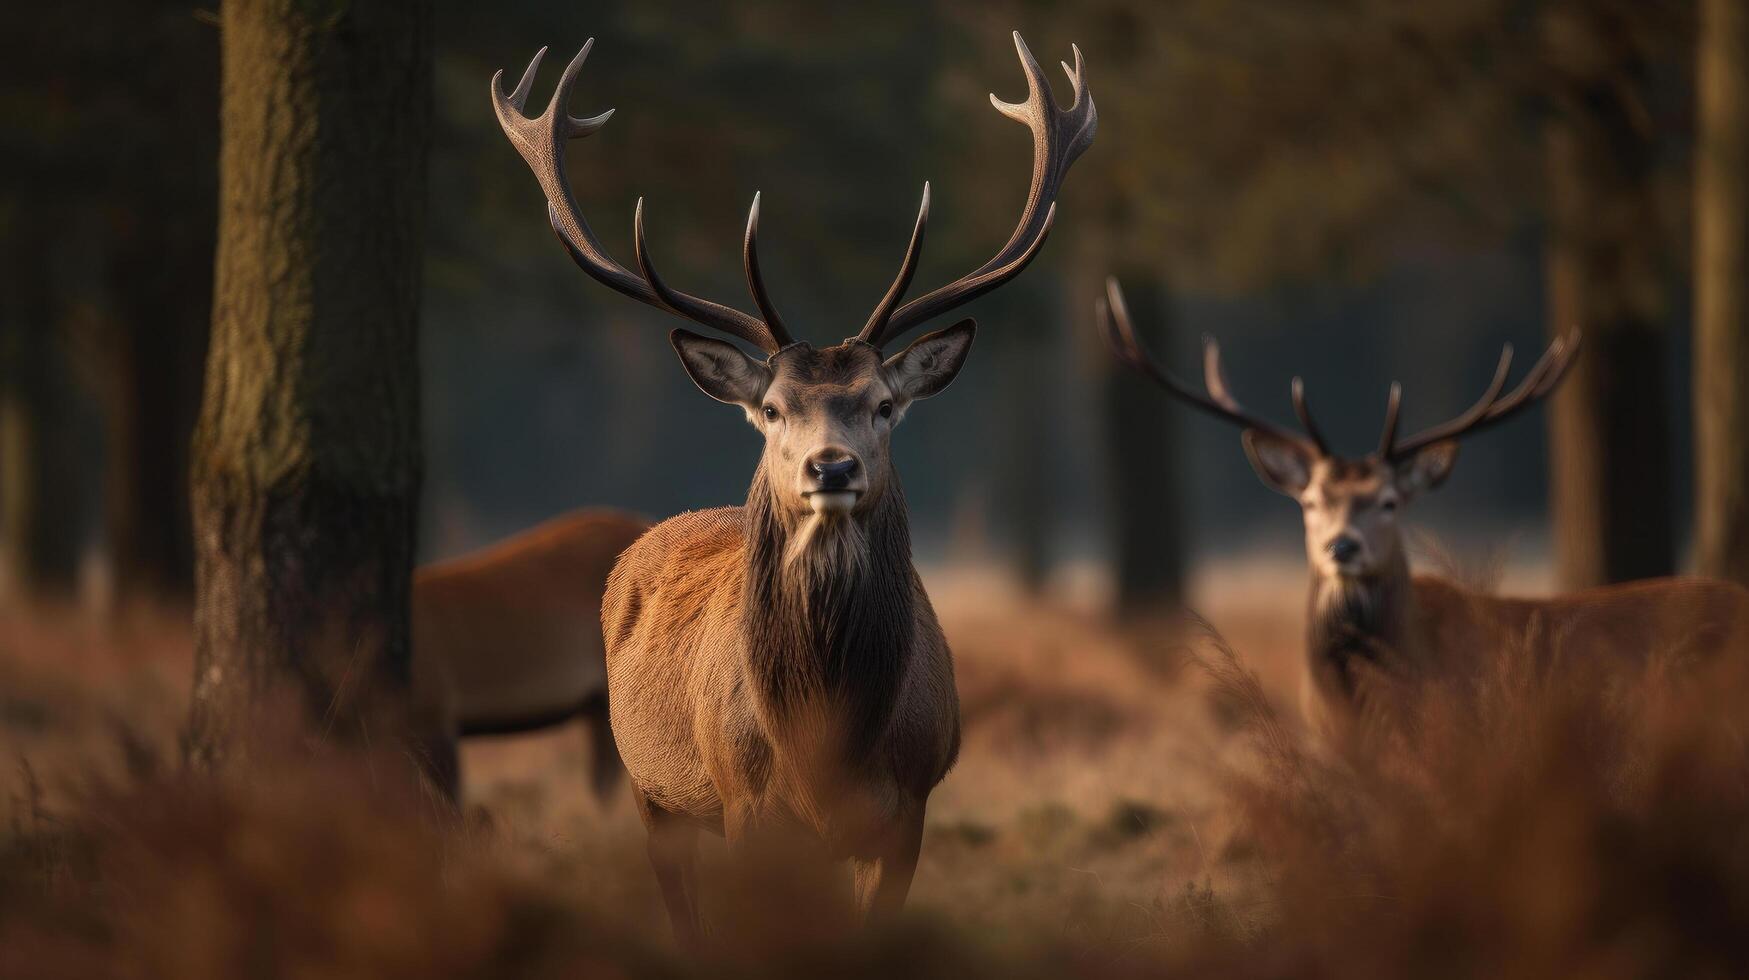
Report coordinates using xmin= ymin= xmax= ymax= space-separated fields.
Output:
xmin=491 ymin=41 xmax=793 ymax=353
xmin=1098 ymin=278 xmax=1327 ymax=455
xmin=858 ymin=33 xmax=1098 ymax=349
xmin=1380 ymin=330 xmax=1582 ymax=459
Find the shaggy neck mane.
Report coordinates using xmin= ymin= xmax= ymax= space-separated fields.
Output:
xmin=742 ymin=460 xmax=916 ymax=767
xmin=1306 ymin=552 xmax=1412 ymax=704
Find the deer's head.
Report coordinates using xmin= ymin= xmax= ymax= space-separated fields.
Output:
xmin=1099 ymin=279 xmax=1580 ymax=582
xmin=672 ymin=324 xmax=973 ymax=521
xmin=492 ymin=35 xmax=1095 ymax=536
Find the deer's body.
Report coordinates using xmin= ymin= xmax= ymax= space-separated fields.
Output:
xmin=490 ymin=32 xmax=1093 ymax=941
xmin=410 ymin=509 xmax=648 ymax=798
xmin=604 ymin=503 xmax=958 ymax=851
xmin=1302 ymin=562 xmax=1749 ymax=737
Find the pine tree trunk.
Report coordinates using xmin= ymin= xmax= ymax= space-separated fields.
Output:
xmin=1695 ymin=0 xmax=1749 ymax=586
xmin=1099 ymin=270 xmax=1185 ymax=615
xmin=186 ymin=0 xmax=430 ymax=766
xmin=1541 ymin=5 xmax=1674 ymax=588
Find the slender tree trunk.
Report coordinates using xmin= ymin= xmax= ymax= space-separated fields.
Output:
xmin=1098 ymin=269 xmax=1185 ymax=615
xmin=1541 ymin=6 xmax=1674 ymax=588
xmin=993 ymin=289 xmax=1054 ymax=594
xmin=105 ymin=256 xmax=208 ymax=599
xmin=0 ymin=213 xmax=85 ymax=600
xmin=102 ymin=11 xmax=219 ymax=602
xmin=1695 ymin=0 xmax=1749 ymax=586
xmin=187 ymin=0 xmax=430 ymax=766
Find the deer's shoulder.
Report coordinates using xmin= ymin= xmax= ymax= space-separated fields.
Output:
xmin=610 ymin=507 xmax=746 ymax=587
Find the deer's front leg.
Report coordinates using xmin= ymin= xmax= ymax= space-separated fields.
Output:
xmin=851 ymin=803 xmax=925 ymax=923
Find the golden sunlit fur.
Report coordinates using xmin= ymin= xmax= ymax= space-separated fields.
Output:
xmin=602 ymin=335 xmax=973 ymax=945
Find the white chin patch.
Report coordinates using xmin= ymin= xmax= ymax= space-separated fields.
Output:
xmin=807 ymin=491 xmax=858 ymax=516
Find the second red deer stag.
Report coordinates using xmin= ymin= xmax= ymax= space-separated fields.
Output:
xmin=492 ymin=34 xmax=1095 ymax=939
xmin=1100 ymin=279 xmax=1749 ymax=741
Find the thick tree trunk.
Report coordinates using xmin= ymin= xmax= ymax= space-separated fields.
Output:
xmin=1098 ymin=270 xmax=1185 ymax=615
xmin=187 ymin=0 xmax=430 ymax=766
xmin=1695 ymin=0 xmax=1749 ymax=586
xmin=1541 ymin=8 xmax=1674 ymax=588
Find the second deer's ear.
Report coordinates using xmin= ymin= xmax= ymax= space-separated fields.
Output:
xmin=1242 ymin=430 xmax=1316 ymax=497
xmin=670 ymin=329 xmax=770 ymax=409
xmin=1395 ymin=439 xmax=1459 ymax=499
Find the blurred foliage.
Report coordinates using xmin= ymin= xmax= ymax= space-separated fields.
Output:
xmin=959 ymin=0 xmax=1694 ymax=289
xmin=0 ymin=0 xmax=1707 ymax=581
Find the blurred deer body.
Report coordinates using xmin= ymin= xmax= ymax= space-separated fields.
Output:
xmin=410 ymin=509 xmax=648 ymax=798
xmin=491 ymin=34 xmax=1094 ymax=940
xmin=1099 ymin=279 xmax=1749 ymax=741
xmin=1292 ymin=462 xmax=1749 ymax=737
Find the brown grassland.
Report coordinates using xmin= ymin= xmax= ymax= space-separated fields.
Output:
xmin=4 ymin=556 xmax=1749 ymax=977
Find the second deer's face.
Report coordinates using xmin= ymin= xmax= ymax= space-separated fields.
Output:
xmin=670 ymin=320 xmax=976 ymax=521
xmin=1244 ymin=431 xmax=1459 ymax=580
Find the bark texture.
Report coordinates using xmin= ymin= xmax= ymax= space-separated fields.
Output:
xmin=1542 ymin=4 xmax=1674 ymax=588
xmin=187 ymin=0 xmax=430 ymax=765
xmin=1695 ymin=0 xmax=1749 ymax=586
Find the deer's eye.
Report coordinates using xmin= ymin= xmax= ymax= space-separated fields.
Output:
xmin=877 ymin=401 xmax=894 ymax=420
xmin=762 ymin=405 xmax=780 ymax=422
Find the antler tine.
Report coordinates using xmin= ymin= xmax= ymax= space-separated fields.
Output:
xmin=500 ymin=46 xmax=545 ymax=114
xmin=551 ymin=42 xmax=616 ymax=137
xmin=1099 ymin=279 xmax=1319 ymax=450
xmin=1385 ymin=344 xmax=1513 ymax=456
xmin=1377 ymin=383 xmax=1403 ymax=457
xmin=1290 ymin=378 xmax=1331 ymax=454
xmin=1498 ymin=329 xmax=1581 ymax=410
xmin=631 ymin=199 xmax=780 ymax=351
xmin=869 ymin=32 xmax=1096 ymax=347
xmin=857 ymin=183 xmax=931 ymax=343
xmin=743 ymin=193 xmax=795 ymax=347
xmin=1388 ymin=335 xmax=1580 ymax=458
xmin=493 ymin=41 xmax=783 ymax=353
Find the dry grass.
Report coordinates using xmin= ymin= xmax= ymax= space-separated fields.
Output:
xmin=5 ymin=563 xmax=1749 ymax=976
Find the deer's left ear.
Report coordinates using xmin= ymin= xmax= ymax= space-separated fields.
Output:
xmin=1395 ymin=440 xmax=1459 ymax=499
xmin=884 ymin=318 xmax=976 ymax=404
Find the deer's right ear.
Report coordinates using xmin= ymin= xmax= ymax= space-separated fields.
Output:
xmin=1241 ymin=430 xmax=1315 ymax=497
xmin=670 ymin=329 xmax=770 ymax=408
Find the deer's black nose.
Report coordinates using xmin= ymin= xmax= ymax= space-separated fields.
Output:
xmin=1328 ymin=536 xmax=1361 ymax=564
xmin=810 ymin=456 xmax=859 ymax=490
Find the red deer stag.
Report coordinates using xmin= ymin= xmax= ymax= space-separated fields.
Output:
xmin=410 ymin=509 xmax=647 ymax=800
xmin=1100 ymin=279 xmax=1749 ymax=740
xmin=491 ymin=34 xmax=1095 ymax=939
